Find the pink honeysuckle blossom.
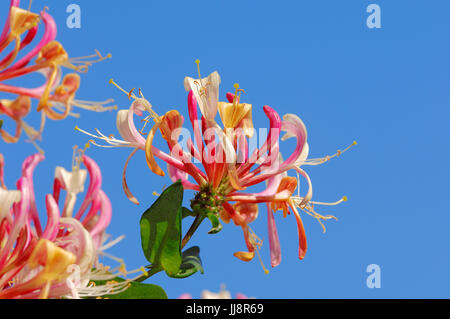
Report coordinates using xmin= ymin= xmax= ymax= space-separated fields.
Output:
xmin=0 ymin=150 xmax=141 ymax=299
xmin=77 ymin=61 xmax=356 ymax=270
xmin=178 ymin=284 xmax=253 ymax=299
xmin=0 ymin=0 xmax=116 ymax=152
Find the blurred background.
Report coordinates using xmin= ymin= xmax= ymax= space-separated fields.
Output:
xmin=1 ymin=0 xmax=450 ymax=298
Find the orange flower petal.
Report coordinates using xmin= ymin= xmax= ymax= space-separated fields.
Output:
xmin=233 ymin=251 xmax=255 ymax=262
xmin=144 ymin=120 xmax=165 ymax=176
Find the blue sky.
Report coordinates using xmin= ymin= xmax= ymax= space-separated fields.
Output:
xmin=1 ymin=0 xmax=450 ymax=298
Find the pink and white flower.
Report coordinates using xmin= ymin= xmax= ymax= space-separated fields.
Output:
xmin=78 ymin=62 xmax=355 ymax=269
xmin=0 ymin=151 xmax=134 ymax=299
xmin=0 ymin=0 xmax=115 ymax=151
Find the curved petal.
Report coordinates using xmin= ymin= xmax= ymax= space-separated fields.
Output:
xmin=41 ymin=194 xmax=60 ymax=241
xmin=89 ymin=190 xmax=112 ymax=248
xmin=122 ymin=148 xmax=140 ymax=205
xmin=3 ymin=10 xmax=57 ymax=73
xmin=21 ymin=153 xmax=45 ymax=235
xmin=0 ymin=187 xmax=21 ymax=223
xmin=267 ymin=205 xmax=281 ymax=267
xmin=289 ymin=202 xmax=307 ymax=260
xmin=144 ymin=120 xmax=165 ymax=176
xmin=167 ymin=162 xmax=200 ymax=190
xmin=0 ymin=153 xmax=5 ymax=188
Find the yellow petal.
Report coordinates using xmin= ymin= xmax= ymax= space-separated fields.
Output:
xmin=36 ymin=41 xmax=69 ymax=65
xmin=9 ymin=6 xmax=40 ymax=37
xmin=241 ymin=108 xmax=254 ymax=138
xmin=233 ymin=251 xmax=255 ymax=262
xmin=159 ymin=110 xmax=183 ymax=143
xmin=28 ymin=239 xmax=77 ymax=282
xmin=217 ymin=102 xmax=252 ymax=131
xmin=227 ymin=165 xmax=246 ymax=191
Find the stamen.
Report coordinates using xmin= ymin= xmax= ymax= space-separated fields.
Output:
xmin=99 ymin=235 xmax=125 ymax=251
xmin=248 ymin=227 xmax=269 ymax=275
xmin=71 ymin=145 xmax=78 ymax=169
xmin=21 ymin=120 xmax=44 ymax=154
xmin=75 ymin=125 xmax=131 ymax=148
xmin=71 ymin=98 xmax=117 ymax=112
xmin=71 ymin=142 xmax=91 ymax=170
xmin=304 ymin=140 xmax=357 ymax=166
xmin=108 ymin=79 xmax=157 ymax=118
xmin=233 ymin=83 xmax=239 ymax=103
xmin=302 ymin=205 xmax=338 ymax=233
xmin=66 ymin=50 xmax=112 ymax=73
xmin=140 ymin=266 xmax=149 ymax=277
xmin=109 ymin=78 xmax=136 ymax=98
xmin=195 ymin=59 xmax=202 ymax=84
xmin=138 ymin=114 xmax=152 ymax=135
xmin=118 ymin=263 xmax=127 ymax=276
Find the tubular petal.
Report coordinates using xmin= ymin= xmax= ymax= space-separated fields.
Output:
xmin=122 ymin=148 xmax=139 ymax=205
xmin=144 ymin=120 xmax=165 ymax=176
xmin=267 ymin=205 xmax=281 ymax=267
xmin=290 ymin=203 xmax=308 ymax=260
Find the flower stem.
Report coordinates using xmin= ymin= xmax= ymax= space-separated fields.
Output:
xmin=181 ymin=214 xmax=205 ymax=249
xmin=133 ymin=265 xmax=162 ymax=283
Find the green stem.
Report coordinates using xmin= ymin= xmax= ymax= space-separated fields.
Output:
xmin=181 ymin=214 xmax=205 ymax=249
xmin=134 ymin=265 xmax=162 ymax=283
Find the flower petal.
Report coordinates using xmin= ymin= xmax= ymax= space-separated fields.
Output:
xmin=267 ymin=205 xmax=281 ymax=267
xmin=121 ymin=148 xmax=140 ymax=205
xmin=144 ymin=120 xmax=165 ymax=176
xmin=184 ymin=71 xmax=221 ymax=120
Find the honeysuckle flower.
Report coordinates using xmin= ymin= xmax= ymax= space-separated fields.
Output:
xmin=78 ymin=61 xmax=355 ymax=270
xmin=178 ymin=285 xmax=252 ymax=299
xmin=0 ymin=0 xmax=116 ymax=152
xmin=0 ymin=150 xmax=140 ymax=299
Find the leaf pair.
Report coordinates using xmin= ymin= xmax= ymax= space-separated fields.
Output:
xmin=140 ymin=181 xmax=203 ymax=278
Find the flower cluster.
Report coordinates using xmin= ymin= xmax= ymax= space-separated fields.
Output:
xmin=0 ymin=150 xmax=134 ymax=299
xmin=0 ymin=0 xmax=115 ymax=152
xmin=78 ymin=60 xmax=355 ymax=269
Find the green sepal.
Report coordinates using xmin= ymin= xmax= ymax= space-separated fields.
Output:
xmin=170 ymin=246 xmax=204 ymax=279
xmin=206 ymin=212 xmax=223 ymax=234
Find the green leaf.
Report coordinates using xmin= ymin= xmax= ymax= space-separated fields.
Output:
xmin=140 ymin=181 xmax=183 ymax=276
xmin=93 ymin=277 xmax=167 ymax=299
xmin=107 ymin=282 xmax=167 ymax=299
xmin=0 ymin=119 xmax=3 ymax=129
xmin=170 ymin=246 xmax=204 ymax=279
xmin=206 ymin=212 xmax=223 ymax=234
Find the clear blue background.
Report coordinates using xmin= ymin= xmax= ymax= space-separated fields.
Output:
xmin=1 ymin=0 xmax=450 ymax=298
